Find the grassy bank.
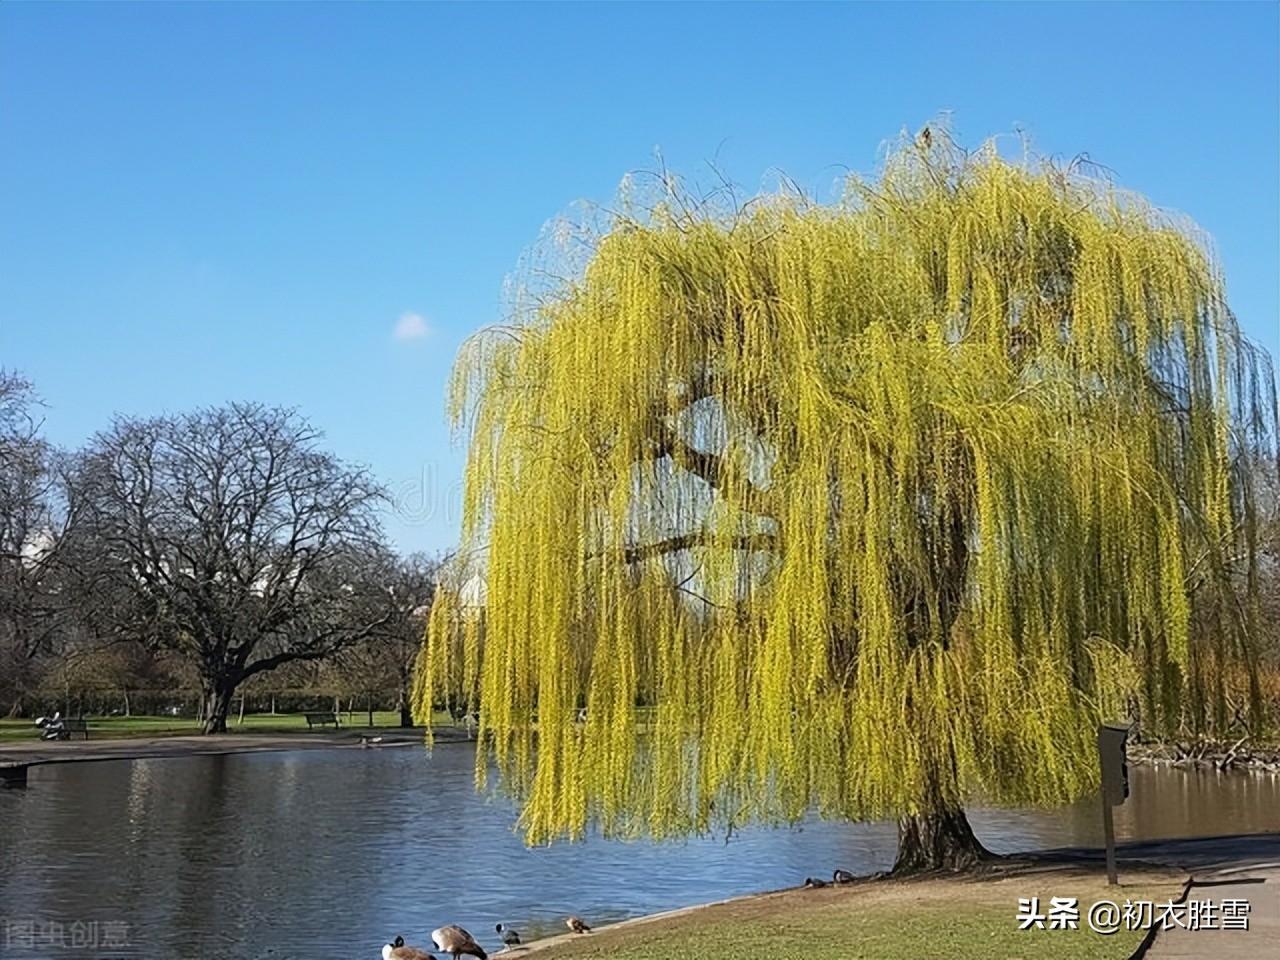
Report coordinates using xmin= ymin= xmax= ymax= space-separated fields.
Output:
xmin=516 ymin=865 xmax=1186 ymax=960
xmin=0 ymin=711 xmax=456 ymax=742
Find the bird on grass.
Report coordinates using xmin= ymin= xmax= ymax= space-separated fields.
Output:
xmin=803 ymin=877 xmax=829 ymax=889
xmin=382 ymin=935 xmax=436 ymax=960
xmin=432 ymin=925 xmax=488 ymax=960
xmin=565 ymin=916 xmax=592 ymax=934
xmin=833 ymin=869 xmax=855 ymax=885
xmin=494 ymin=924 xmax=521 ymax=951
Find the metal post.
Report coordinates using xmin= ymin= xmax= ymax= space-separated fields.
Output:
xmin=1101 ymin=789 xmax=1117 ymax=885
xmin=1097 ymin=722 xmax=1130 ymax=887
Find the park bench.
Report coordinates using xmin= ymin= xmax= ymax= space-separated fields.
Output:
xmin=304 ymin=712 xmax=340 ymax=730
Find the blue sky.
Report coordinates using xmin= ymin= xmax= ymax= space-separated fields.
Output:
xmin=2 ymin=3 xmax=1277 ymax=554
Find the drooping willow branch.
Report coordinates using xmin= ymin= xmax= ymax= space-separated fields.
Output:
xmin=415 ymin=131 xmax=1279 ymax=845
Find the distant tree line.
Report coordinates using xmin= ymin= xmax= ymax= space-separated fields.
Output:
xmin=0 ymin=370 xmax=437 ymax=733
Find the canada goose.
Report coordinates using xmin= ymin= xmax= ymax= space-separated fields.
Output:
xmin=833 ymin=868 xmax=855 ymax=884
xmin=495 ymin=924 xmax=520 ymax=950
xmin=361 ymin=735 xmax=385 ymax=747
xmin=432 ymin=925 xmax=488 ymax=960
xmin=566 ymin=916 xmax=592 ymax=934
xmin=382 ymin=935 xmax=436 ymax=960
xmin=803 ymin=877 xmax=828 ymax=888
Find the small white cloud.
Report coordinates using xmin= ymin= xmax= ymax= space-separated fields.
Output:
xmin=393 ymin=311 xmax=431 ymax=342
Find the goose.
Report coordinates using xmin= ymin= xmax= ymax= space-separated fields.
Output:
xmin=494 ymin=924 xmax=521 ymax=950
xmin=382 ymin=935 xmax=436 ymax=960
xmin=833 ymin=868 xmax=855 ymax=884
xmin=803 ymin=877 xmax=829 ymax=888
xmin=432 ymin=925 xmax=488 ymax=960
xmin=565 ymin=916 xmax=592 ymax=934
xmin=361 ymin=735 xmax=385 ymax=747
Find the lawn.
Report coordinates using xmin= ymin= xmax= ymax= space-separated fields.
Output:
xmin=517 ymin=866 xmax=1187 ymax=960
xmin=0 ymin=710 xmax=456 ymax=742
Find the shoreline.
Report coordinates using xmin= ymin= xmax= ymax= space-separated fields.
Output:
xmin=1129 ymin=738 xmax=1280 ymax=773
xmin=0 ymin=726 xmax=472 ymax=777
xmin=5 ymin=726 xmax=1278 ymax=772
xmin=504 ymin=833 xmax=1280 ymax=958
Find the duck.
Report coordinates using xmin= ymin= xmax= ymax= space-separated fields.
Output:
xmin=382 ymin=935 xmax=436 ymax=960
xmin=432 ymin=925 xmax=488 ymax=959
xmin=361 ymin=735 xmax=385 ymax=747
xmin=565 ymin=916 xmax=592 ymax=934
xmin=495 ymin=924 xmax=520 ymax=950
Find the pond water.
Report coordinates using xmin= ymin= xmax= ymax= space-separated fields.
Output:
xmin=1 ymin=743 xmax=1278 ymax=960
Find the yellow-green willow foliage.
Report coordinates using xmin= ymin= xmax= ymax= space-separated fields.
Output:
xmin=416 ymin=134 xmax=1278 ymax=845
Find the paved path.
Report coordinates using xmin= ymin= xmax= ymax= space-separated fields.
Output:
xmin=1029 ymin=832 xmax=1280 ymax=871
xmin=1143 ymin=862 xmax=1278 ymax=959
xmin=1017 ymin=833 xmax=1280 ymax=959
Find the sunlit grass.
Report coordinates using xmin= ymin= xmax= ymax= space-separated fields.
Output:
xmin=523 ymin=867 xmax=1186 ymax=960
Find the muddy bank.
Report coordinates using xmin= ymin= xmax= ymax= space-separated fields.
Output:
xmin=1131 ymin=737 xmax=1280 ymax=773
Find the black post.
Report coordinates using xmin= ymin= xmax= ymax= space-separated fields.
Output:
xmin=1100 ymin=790 xmax=1117 ymax=885
xmin=1097 ymin=722 xmax=1130 ymax=886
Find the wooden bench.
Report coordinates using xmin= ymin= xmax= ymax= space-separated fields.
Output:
xmin=51 ymin=718 xmax=88 ymax=740
xmin=304 ymin=712 xmax=340 ymax=730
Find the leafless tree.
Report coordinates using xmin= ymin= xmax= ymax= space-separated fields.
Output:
xmin=0 ymin=371 xmax=85 ymax=715
xmin=384 ymin=552 xmax=438 ymax=725
xmin=72 ymin=402 xmax=393 ymax=733
xmin=328 ymin=552 xmax=439 ymax=726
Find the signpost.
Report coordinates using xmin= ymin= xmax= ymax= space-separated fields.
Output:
xmin=1097 ymin=722 xmax=1131 ymax=885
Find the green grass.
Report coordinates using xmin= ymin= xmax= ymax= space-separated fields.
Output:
xmin=0 ymin=710 xmax=458 ymax=742
xmin=524 ymin=867 xmax=1186 ymax=960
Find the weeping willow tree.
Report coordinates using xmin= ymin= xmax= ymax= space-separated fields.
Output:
xmin=414 ymin=130 xmax=1278 ymax=871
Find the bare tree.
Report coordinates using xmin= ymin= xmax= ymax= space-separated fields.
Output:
xmin=329 ymin=552 xmax=438 ymax=727
xmin=73 ymin=402 xmax=393 ymax=733
xmin=385 ymin=552 xmax=438 ymax=726
xmin=0 ymin=371 xmax=85 ymax=716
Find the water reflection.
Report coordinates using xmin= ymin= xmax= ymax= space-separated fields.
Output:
xmin=1 ymin=746 xmax=1276 ymax=960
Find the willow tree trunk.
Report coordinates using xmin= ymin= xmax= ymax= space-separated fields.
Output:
xmin=892 ymin=753 xmax=992 ymax=873
xmin=894 ymin=806 xmax=990 ymax=873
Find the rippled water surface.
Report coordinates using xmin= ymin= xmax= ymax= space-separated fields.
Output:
xmin=2 ymin=744 xmax=1278 ymax=959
